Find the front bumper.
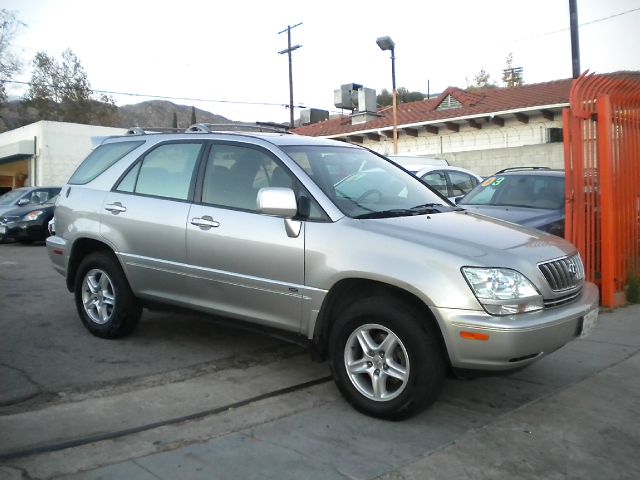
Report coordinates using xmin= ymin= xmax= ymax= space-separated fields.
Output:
xmin=433 ymin=282 xmax=599 ymax=371
xmin=0 ymin=221 xmax=47 ymax=242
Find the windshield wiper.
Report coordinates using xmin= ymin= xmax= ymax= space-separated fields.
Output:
xmin=411 ymin=203 xmax=463 ymax=213
xmin=354 ymin=209 xmax=419 ymax=219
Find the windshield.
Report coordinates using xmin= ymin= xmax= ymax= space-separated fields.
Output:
xmin=282 ymin=145 xmax=450 ymax=218
xmin=460 ymin=174 xmax=565 ymax=209
xmin=0 ymin=188 xmax=27 ymax=206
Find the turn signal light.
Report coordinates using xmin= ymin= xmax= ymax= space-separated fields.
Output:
xmin=460 ymin=331 xmax=490 ymax=341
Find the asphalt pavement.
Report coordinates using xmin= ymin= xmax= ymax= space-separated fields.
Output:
xmin=1 ymin=243 xmax=639 ymax=479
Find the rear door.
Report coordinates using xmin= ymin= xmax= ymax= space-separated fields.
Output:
xmin=185 ymin=141 xmax=304 ymax=332
xmin=100 ymin=141 xmax=204 ymax=302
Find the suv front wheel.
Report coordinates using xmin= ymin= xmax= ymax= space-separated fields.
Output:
xmin=74 ymin=251 xmax=142 ymax=338
xmin=329 ymin=295 xmax=445 ymax=420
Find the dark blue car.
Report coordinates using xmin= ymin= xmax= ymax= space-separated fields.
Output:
xmin=0 ymin=194 xmax=58 ymax=244
xmin=458 ymin=168 xmax=565 ymax=237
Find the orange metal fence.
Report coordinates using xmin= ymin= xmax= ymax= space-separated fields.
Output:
xmin=564 ymin=72 xmax=640 ymax=307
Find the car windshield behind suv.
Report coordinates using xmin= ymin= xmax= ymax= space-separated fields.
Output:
xmin=459 ymin=170 xmax=565 ymax=236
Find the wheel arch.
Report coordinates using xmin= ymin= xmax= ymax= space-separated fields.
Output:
xmin=66 ymin=238 xmax=118 ymax=292
xmin=310 ymin=278 xmax=450 ymax=367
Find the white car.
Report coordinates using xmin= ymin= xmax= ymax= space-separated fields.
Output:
xmin=414 ymin=166 xmax=482 ymax=202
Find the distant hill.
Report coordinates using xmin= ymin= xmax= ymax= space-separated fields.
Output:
xmin=116 ymin=100 xmax=232 ymax=129
xmin=0 ymin=99 xmax=234 ymax=132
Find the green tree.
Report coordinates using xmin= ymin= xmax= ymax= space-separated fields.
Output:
xmin=190 ymin=105 xmax=196 ymax=125
xmin=24 ymin=48 xmax=115 ymax=124
xmin=0 ymin=9 xmax=25 ymax=103
xmin=467 ymin=69 xmax=497 ymax=90
xmin=398 ymin=87 xmax=426 ymax=103
xmin=172 ymin=111 xmax=178 ymax=129
xmin=377 ymin=88 xmax=393 ymax=107
xmin=377 ymin=87 xmax=426 ymax=107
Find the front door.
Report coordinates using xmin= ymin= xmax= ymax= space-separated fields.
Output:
xmin=185 ymin=142 xmax=304 ymax=332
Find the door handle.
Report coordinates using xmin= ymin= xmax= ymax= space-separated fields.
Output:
xmin=191 ymin=216 xmax=220 ymax=229
xmin=105 ymin=202 xmax=127 ymax=214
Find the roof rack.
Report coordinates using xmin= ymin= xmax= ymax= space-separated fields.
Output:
xmin=125 ymin=127 xmax=184 ymax=136
xmin=125 ymin=123 xmax=291 ymax=136
xmin=185 ymin=122 xmax=291 ymax=134
xmin=495 ymin=166 xmax=552 ymax=174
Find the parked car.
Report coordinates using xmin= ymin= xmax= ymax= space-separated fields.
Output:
xmin=458 ymin=168 xmax=565 ymax=236
xmin=47 ymin=129 xmax=598 ymax=420
xmin=387 ymin=155 xmax=449 ymax=172
xmin=0 ymin=194 xmax=58 ymax=244
xmin=0 ymin=186 xmax=61 ymax=216
xmin=414 ymin=166 xmax=482 ymax=202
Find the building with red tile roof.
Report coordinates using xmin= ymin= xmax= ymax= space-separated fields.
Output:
xmin=293 ymin=78 xmax=575 ymax=175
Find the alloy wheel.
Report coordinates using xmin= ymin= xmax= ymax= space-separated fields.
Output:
xmin=81 ymin=268 xmax=115 ymax=325
xmin=343 ymin=323 xmax=410 ymax=402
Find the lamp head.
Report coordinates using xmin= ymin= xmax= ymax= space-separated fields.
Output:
xmin=376 ymin=36 xmax=395 ymax=51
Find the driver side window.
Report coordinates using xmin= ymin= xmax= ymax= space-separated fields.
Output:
xmin=202 ymin=144 xmax=294 ymax=212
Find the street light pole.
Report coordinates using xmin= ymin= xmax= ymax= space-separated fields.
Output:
xmin=278 ymin=23 xmax=302 ymax=129
xmin=390 ymin=47 xmax=398 ymax=155
xmin=568 ymin=0 xmax=581 ymax=79
xmin=376 ymin=36 xmax=398 ymax=154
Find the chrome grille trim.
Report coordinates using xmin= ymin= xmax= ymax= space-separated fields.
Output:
xmin=544 ymin=289 xmax=582 ymax=308
xmin=539 ymin=254 xmax=585 ymax=292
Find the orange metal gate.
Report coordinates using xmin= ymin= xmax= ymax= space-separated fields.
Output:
xmin=564 ymin=72 xmax=640 ymax=307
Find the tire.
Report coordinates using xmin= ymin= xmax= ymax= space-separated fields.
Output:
xmin=329 ymin=295 xmax=446 ymax=420
xmin=74 ymin=251 xmax=142 ymax=338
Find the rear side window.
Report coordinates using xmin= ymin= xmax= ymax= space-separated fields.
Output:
xmin=116 ymin=142 xmax=203 ymax=201
xmin=69 ymin=141 xmax=144 ymax=185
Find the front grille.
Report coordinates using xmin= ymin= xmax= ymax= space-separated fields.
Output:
xmin=0 ymin=215 xmax=19 ymax=224
xmin=544 ymin=288 xmax=582 ymax=308
xmin=539 ymin=254 xmax=585 ymax=292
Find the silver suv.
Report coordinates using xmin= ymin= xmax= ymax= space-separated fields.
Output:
xmin=47 ymin=127 xmax=599 ymax=419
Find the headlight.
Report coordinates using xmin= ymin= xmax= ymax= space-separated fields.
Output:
xmin=23 ymin=210 xmax=44 ymax=221
xmin=462 ymin=267 xmax=543 ymax=316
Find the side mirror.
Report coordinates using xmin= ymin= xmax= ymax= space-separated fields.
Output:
xmin=454 ymin=196 xmax=463 ymax=205
xmin=257 ymin=187 xmax=298 ymax=217
xmin=17 ymin=198 xmax=29 ymax=206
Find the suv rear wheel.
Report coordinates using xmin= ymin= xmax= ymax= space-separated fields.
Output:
xmin=74 ymin=251 xmax=142 ymax=338
xmin=329 ymin=295 xmax=445 ymax=420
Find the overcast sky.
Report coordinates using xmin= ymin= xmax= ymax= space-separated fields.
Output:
xmin=4 ymin=0 xmax=640 ymax=123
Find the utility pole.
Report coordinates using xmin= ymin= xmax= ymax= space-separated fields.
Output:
xmin=278 ymin=22 xmax=302 ymax=129
xmin=569 ymin=0 xmax=581 ymax=78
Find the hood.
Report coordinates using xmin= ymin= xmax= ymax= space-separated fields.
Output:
xmin=349 ymin=210 xmax=574 ymax=266
xmin=0 ymin=205 xmax=21 ymax=216
xmin=0 ymin=203 xmax=55 ymax=222
xmin=460 ymin=205 xmax=564 ymax=230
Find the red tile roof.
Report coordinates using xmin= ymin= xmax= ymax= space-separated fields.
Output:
xmin=293 ymin=78 xmax=574 ymax=137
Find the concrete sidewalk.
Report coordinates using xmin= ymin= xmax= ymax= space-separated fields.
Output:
xmin=379 ymin=347 xmax=640 ymax=479
xmin=2 ymin=305 xmax=639 ymax=480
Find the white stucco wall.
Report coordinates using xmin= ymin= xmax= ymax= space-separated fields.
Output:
xmin=36 ymin=122 xmax=127 ymax=186
xmin=0 ymin=121 xmax=127 ymax=186
xmin=439 ymin=143 xmax=565 ymax=177
xmin=349 ymin=112 xmax=564 ymax=176
xmin=361 ymin=114 xmax=563 ymax=158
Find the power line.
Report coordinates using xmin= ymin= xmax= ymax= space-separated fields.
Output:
xmin=513 ymin=6 xmax=640 ymax=43
xmin=3 ymin=79 xmax=308 ymax=110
